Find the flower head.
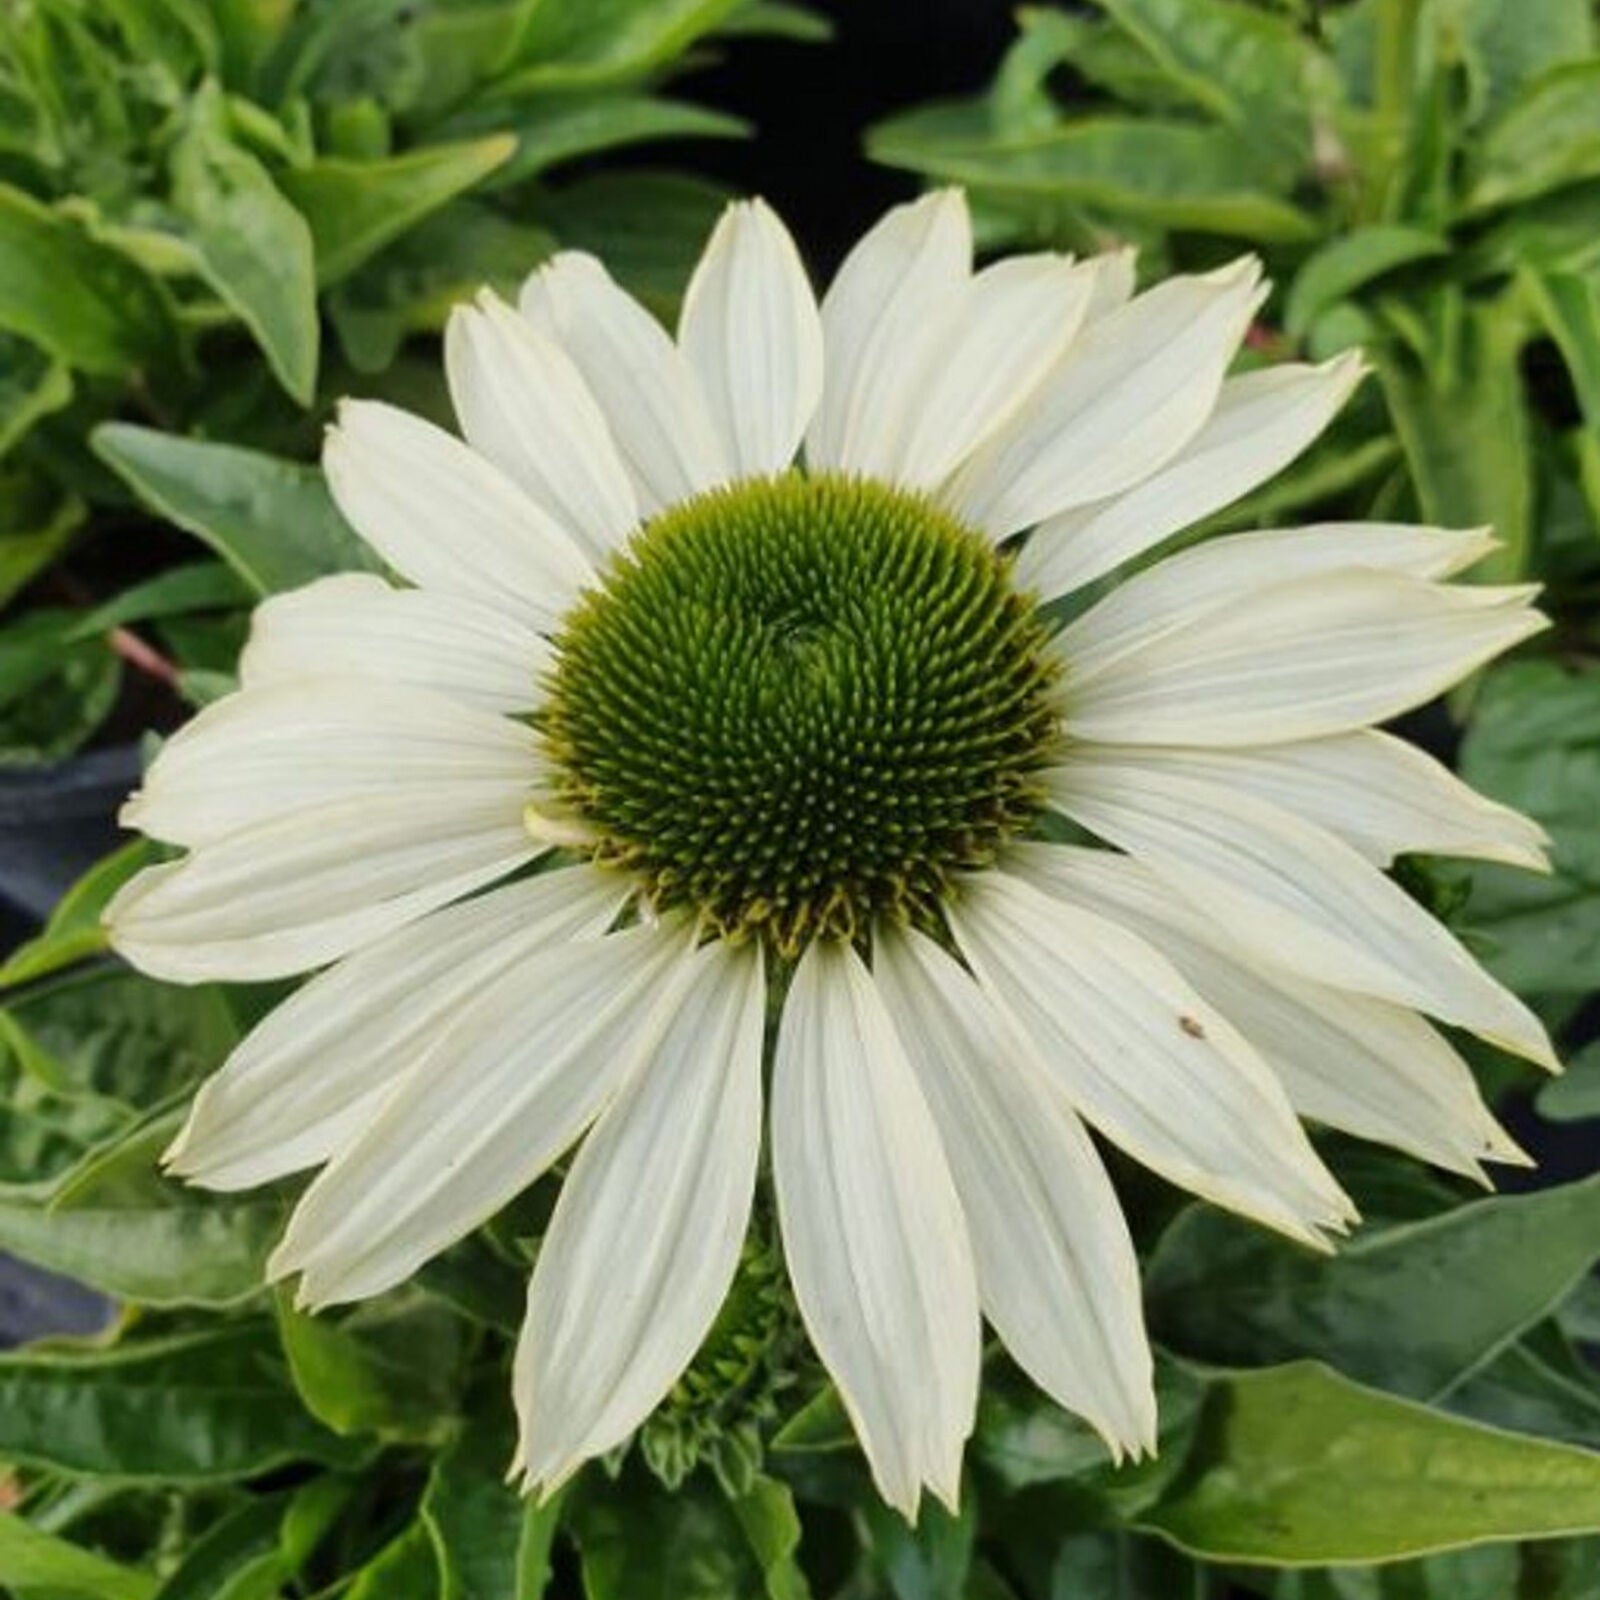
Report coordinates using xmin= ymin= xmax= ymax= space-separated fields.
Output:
xmin=107 ymin=190 xmax=1553 ymax=1519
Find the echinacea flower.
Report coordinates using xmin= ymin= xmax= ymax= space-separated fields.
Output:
xmin=106 ymin=189 xmax=1554 ymax=1519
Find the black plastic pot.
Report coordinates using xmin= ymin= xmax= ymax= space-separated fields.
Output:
xmin=0 ymin=744 xmax=135 ymax=1347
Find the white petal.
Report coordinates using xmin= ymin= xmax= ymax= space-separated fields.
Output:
xmin=269 ymin=921 xmax=694 ymax=1307
xmin=1083 ymin=246 xmax=1137 ymax=321
xmin=521 ymin=252 xmax=729 ymax=514
xmin=772 ymin=939 xmax=980 ymax=1517
xmin=1017 ymin=354 xmax=1367 ymax=599
xmin=804 ymin=189 xmax=972 ymax=475
xmin=1047 ymin=751 xmax=1556 ymax=1068
xmin=164 ymin=864 xmax=625 ymax=1191
xmin=445 ymin=292 xmax=637 ymax=560
xmin=1063 ymin=569 xmax=1547 ymax=747
xmin=874 ymin=926 xmax=1155 ymax=1459
xmin=946 ymin=258 xmax=1265 ymax=539
xmin=239 ymin=574 xmax=550 ymax=714
xmin=1054 ymin=521 xmax=1502 ymax=685
xmin=678 ymin=199 xmax=822 ymax=477
xmin=514 ymin=939 xmax=765 ymax=1491
xmin=123 ymin=679 xmax=539 ymax=849
xmin=1099 ymin=734 xmax=1548 ymax=871
xmin=105 ymin=791 xmax=535 ymax=983
xmin=1014 ymin=843 xmax=1527 ymax=1177
xmin=324 ymin=400 xmax=593 ymax=627
xmin=948 ymin=870 xmax=1354 ymax=1246
xmin=891 ymin=254 xmax=1099 ymax=489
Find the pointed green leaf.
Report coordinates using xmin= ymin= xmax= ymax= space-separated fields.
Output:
xmin=868 ymin=111 xmax=1318 ymax=241
xmin=1285 ymin=227 xmax=1449 ymax=338
xmin=1459 ymin=660 xmax=1600 ymax=995
xmin=1140 ymin=1361 xmax=1600 ymax=1564
xmin=0 ymin=1324 xmax=366 ymax=1480
xmin=1148 ymin=1176 xmax=1600 ymax=1401
xmin=278 ymin=136 xmax=515 ymax=287
xmin=93 ymin=422 xmax=377 ymax=594
xmin=0 ymin=838 xmax=159 ymax=988
xmin=171 ymin=89 xmax=319 ymax=403
xmin=0 ymin=185 xmax=176 ymax=376
xmin=0 ymin=1511 xmax=156 ymax=1600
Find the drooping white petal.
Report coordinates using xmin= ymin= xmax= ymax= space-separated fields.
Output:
xmin=1014 ymin=844 xmax=1527 ymax=1177
xmin=445 ymin=292 xmax=637 ymax=559
xmin=888 ymin=254 xmax=1099 ymax=489
xmin=164 ymin=864 xmax=625 ymax=1190
xmin=946 ymin=258 xmax=1265 ymax=540
xmin=1063 ymin=569 xmax=1547 ymax=747
xmin=1047 ymin=752 xmax=1556 ymax=1068
xmin=521 ymin=252 xmax=729 ymax=513
xmin=514 ymin=939 xmax=765 ymax=1492
xmin=239 ymin=574 xmax=550 ymax=714
xmin=948 ymin=870 xmax=1354 ymax=1246
xmin=804 ymin=188 xmax=972 ymax=476
xmin=1053 ymin=522 xmax=1501 ymax=685
xmin=104 ymin=791 xmax=536 ymax=984
xmin=772 ymin=938 xmax=980 ymax=1518
xmin=123 ymin=679 xmax=539 ymax=849
xmin=324 ymin=401 xmax=594 ymax=628
xmin=1091 ymin=735 xmax=1548 ymax=871
xmin=268 ymin=921 xmax=694 ymax=1307
xmin=1017 ymin=354 xmax=1367 ymax=599
xmin=678 ymin=198 xmax=823 ymax=477
xmin=873 ymin=926 xmax=1155 ymax=1459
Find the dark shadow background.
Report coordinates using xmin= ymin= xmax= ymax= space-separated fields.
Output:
xmin=678 ymin=0 xmax=1015 ymax=274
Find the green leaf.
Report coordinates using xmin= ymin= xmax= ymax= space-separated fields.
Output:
xmin=1372 ymin=289 xmax=1533 ymax=580
xmin=859 ymin=1495 xmax=972 ymax=1600
xmin=0 ymin=332 xmax=72 ymax=457
xmin=277 ymin=136 xmax=515 ymax=288
xmin=420 ymin=1410 xmax=564 ymax=1600
xmin=474 ymin=97 xmax=745 ymax=189
xmin=66 ymin=561 xmax=253 ymax=642
xmin=346 ymin=1521 xmax=442 ymax=1600
xmin=0 ymin=467 xmax=84 ymax=608
xmin=328 ymin=200 xmax=554 ymax=372
xmin=0 ymin=1324 xmax=366 ymax=1481
xmin=0 ymin=1114 xmax=281 ymax=1307
xmin=1539 ymin=1038 xmax=1600 ymax=1122
xmin=868 ymin=110 xmax=1318 ymax=241
xmin=1285 ymin=227 xmax=1449 ymax=339
xmin=5 ymin=964 xmax=236 ymax=1110
xmin=1459 ymin=661 xmax=1600 ymax=995
xmin=150 ymin=1494 xmax=293 ymax=1600
xmin=1138 ymin=1360 xmax=1600 ymax=1564
xmin=1519 ymin=264 xmax=1600 ymax=428
xmin=170 ymin=89 xmax=319 ymax=404
xmin=1445 ymin=1324 xmax=1600 ymax=1448
xmin=93 ymin=422 xmax=377 ymax=594
xmin=1146 ymin=1176 xmax=1600 ymax=1401
xmin=0 ymin=608 xmax=121 ymax=768
xmin=1469 ymin=61 xmax=1600 ymax=211
xmin=571 ymin=1469 xmax=809 ymax=1600
xmin=1458 ymin=0 xmax=1596 ymax=118
xmin=277 ymin=1290 xmax=468 ymax=1441
xmin=1088 ymin=0 xmax=1316 ymax=148
xmin=0 ymin=184 xmax=176 ymax=376
xmin=0 ymin=839 xmax=159 ymax=989
xmin=499 ymin=0 xmax=745 ymax=91
xmin=0 ymin=1510 xmax=156 ymax=1600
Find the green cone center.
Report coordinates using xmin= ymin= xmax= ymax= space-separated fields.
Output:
xmin=542 ymin=472 xmax=1060 ymax=953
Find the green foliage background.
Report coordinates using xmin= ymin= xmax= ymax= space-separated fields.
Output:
xmin=2 ymin=0 xmax=1600 ymax=1596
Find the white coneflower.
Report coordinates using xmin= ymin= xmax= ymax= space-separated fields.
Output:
xmin=106 ymin=190 xmax=1553 ymax=1519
